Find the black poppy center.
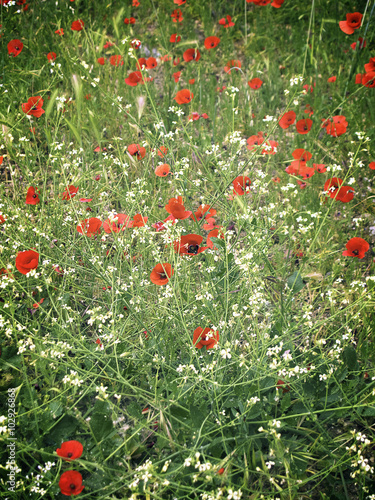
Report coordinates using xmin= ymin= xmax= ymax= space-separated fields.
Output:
xmin=70 ymin=484 xmax=76 ymax=490
xmin=188 ymin=244 xmax=199 ymax=254
xmin=159 ymin=272 xmax=167 ymax=280
xmin=245 ymin=180 xmax=250 ymax=186
xmin=33 ymin=194 xmax=38 ymax=198
xmin=67 ymin=452 xmax=73 ymax=458
xmin=352 ymin=250 xmax=359 ymax=256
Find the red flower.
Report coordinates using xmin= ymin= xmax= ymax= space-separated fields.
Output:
xmin=369 ymin=162 xmax=375 ymax=170
xmin=150 ymin=263 xmax=174 ymax=285
xmin=189 ymin=78 xmax=195 ymax=84
xmin=76 ymin=218 xmax=102 ymax=237
xmin=59 ymin=470 xmax=84 ymax=496
xmin=26 ymin=186 xmax=40 ymax=205
xmin=248 ymin=77 xmax=263 ymax=89
xmin=128 ymin=143 xmax=146 ymax=159
xmin=174 ymin=234 xmax=208 ymax=256
xmin=324 ymin=177 xmax=343 ymax=198
xmin=174 ymin=89 xmax=193 ymax=104
xmin=173 ymin=71 xmax=182 ymax=83
xmin=171 ymin=8 xmax=183 ymax=22
xmin=193 ymin=327 xmax=219 ymax=349
xmin=276 ymin=379 xmax=290 ymax=393
xmin=218 ymin=15 xmax=234 ymax=28
xmin=342 ymin=237 xmax=369 ymax=259
xmin=336 ymin=185 xmax=355 ymax=203
xmin=8 ymin=39 xmax=23 ymax=57
xmin=103 ymin=41 xmax=114 ymax=48
xmin=292 ymin=149 xmax=312 ymax=162
xmin=174 ymin=0 xmax=186 ymax=4
xmin=62 ymin=185 xmax=79 ymax=200
xmin=325 ymin=115 xmax=347 ymax=137
xmin=207 ymin=228 xmax=224 ymax=249
xmin=232 ymin=175 xmax=251 ymax=195
xmin=56 ymin=441 xmax=83 ymax=461
xmin=170 ymin=34 xmax=181 ymax=43
xmin=165 ymin=196 xmax=192 ymax=219
xmin=191 ymin=204 xmax=216 ymax=222
xmin=157 ymin=146 xmax=168 ymax=157
xmin=351 ymin=38 xmax=366 ymax=50
xmin=224 ymin=59 xmax=241 ymax=73
xmin=97 ymin=57 xmax=105 ymax=65
xmin=262 ymin=139 xmax=278 ymax=155
xmin=278 ymin=110 xmax=296 ymax=129
xmin=355 ymin=73 xmax=364 ymax=84
xmin=246 ymin=131 xmax=265 ymax=150
xmin=110 ymin=55 xmax=123 ymax=66
xmin=71 ymin=20 xmax=84 ymax=31
xmin=55 ymin=28 xmax=64 ymax=36
xmin=204 ymin=36 xmax=220 ymax=50
xmin=15 ymin=250 xmax=39 ymax=275
xmin=327 ymin=76 xmax=336 ymax=83
xmin=313 ymin=163 xmax=327 ymax=173
xmin=362 ymin=72 xmax=375 ymax=88
xmin=155 ymin=164 xmax=171 ymax=177
xmin=271 ymin=0 xmax=284 ymax=7
xmin=146 ymin=57 xmax=157 ymax=69
xmin=183 ymin=48 xmax=201 ymax=62
xmin=131 ymin=213 xmax=148 ymax=227
xmin=103 ymin=214 xmax=131 ymax=233
xmin=364 ymin=57 xmax=375 ymax=73
xmin=339 ymin=12 xmax=363 ymax=35
xmin=124 ymin=17 xmax=136 ymax=24
xmin=22 ymin=96 xmax=45 ymax=118
xmin=296 ymin=118 xmax=313 ymax=134
xmin=125 ymin=70 xmax=144 ymax=86
xmin=47 ymin=52 xmax=57 ymax=62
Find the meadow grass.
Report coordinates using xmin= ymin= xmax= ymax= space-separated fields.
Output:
xmin=0 ymin=0 xmax=375 ymax=498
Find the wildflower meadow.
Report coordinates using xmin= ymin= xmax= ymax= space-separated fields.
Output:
xmin=1 ymin=0 xmax=375 ymax=498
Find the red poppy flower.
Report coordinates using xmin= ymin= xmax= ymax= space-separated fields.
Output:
xmin=278 ymin=110 xmax=296 ymax=129
xmin=157 ymin=146 xmax=168 ymax=157
xmin=174 ymin=0 xmax=186 ymax=4
xmin=152 ymin=221 xmax=166 ymax=232
xmin=15 ymin=250 xmax=39 ymax=275
xmin=246 ymin=131 xmax=264 ymax=150
xmin=292 ymin=149 xmax=312 ymax=162
xmin=369 ymin=162 xmax=375 ymax=170
xmin=183 ymin=48 xmax=201 ymax=62
xmin=204 ymin=36 xmax=220 ymax=50
xmin=299 ymin=165 xmax=315 ymax=179
xmin=47 ymin=52 xmax=57 ymax=62
xmin=56 ymin=441 xmax=83 ymax=461
xmin=262 ymin=139 xmax=278 ymax=155
xmin=155 ymin=164 xmax=171 ymax=177
xmin=125 ymin=71 xmax=144 ymax=86
xmin=193 ymin=327 xmax=219 ymax=349
xmin=150 ymin=263 xmax=174 ymax=285
xmin=165 ymin=196 xmax=192 ymax=219
xmin=173 ymin=71 xmax=182 ymax=83
xmin=110 ymin=55 xmax=123 ymax=66
xmin=272 ymin=176 xmax=281 ymax=183
xmin=22 ymin=96 xmax=45 ymax=118
xmin=342 ymin=237 xmax=369 ymax=259
xmin=191 ymin=204 xmax=216 ymax=222
xmin=97 ymin=57 xmax=105 ymax=65
xmin=170 ymin=34 xmax=181 ymax=43
xmin=324 ymin=177 xmax=343 ymax=198
xmin=339 ymin=12 xmax=363 ymax=35
xmin=137 ymin=57 xmax=147 ymax=70
xmin=8 ymin=39 xmax=23 ymax=57
xmin=76 ymin=218 xmax=102 ymax=237
xmin=173 ymin=57 xmax=180 ymax=66
xmin=26 ymin=186 xmax=40 ymax=205
xmin=248 ymin=78 xmax=263 ymax=89
xmin=174 ymin=234 xmax=208 ymax=256
xmin=103 ymin=41 xmax=114 ymax=48
xmin=128 ymin=143 xmax=146 ymax=159
xmin=224 ymin=59 xmax=241 ymax=73
xmin=131 ymin=213 xmax=148 ymax=227
xmin=276 ymin=379 xmax=290 ymax=393
xmin=355 ymin=73 xmax=364 ymax=84
xmin=296 ymin=118 xmax=313 ymax=134
xmin=171 ymin=9 xmax=183 ymax=22
xmin=189 ymin=79 xmax=195 ymax=84
xmin=207 ymin=228 xmax=224 ymax=249
xmin=59 ymin=470 xmax=84 ymax=496
xmin=271 ymin=0 xmax=284 ymax=7
xmin=327 ymin=76 xmax=336 ymax=83
xmin=71 ymin=20 xmax=84 ymax=31
xmin=336 ymin=185 xmax=355 ymax=203
xmin=174 ymin=89 xmax=193 ymax=104
xmin=146 ymin=57 xmax=157 ymax=69
xmin=203 ymin=217 xmax=216 ymax=230
xmin=350 ymin=37 xmax=366 ymax=50
xmin=364 ymin=57 xmax=375 ymax=73
xmin=325 ymin=116 xmax=347 ymax=137
xmin=313 ymin=163 xmax=327 ymax=173
xmin=55 ymin=28 xmax=64 ymax=36
xmin=62 ymin=185 xmax=79 ymax=200
xmin=232 ymin=175 xmax=251 ymax=195
xmin=362 ymin=72 xmax=375 ymax=88
xmin=188 ymin=111 xmax=200 ymax=121
xmin=219 ymin=15 xmax=234 ymax=28
xmin=124 ymin=17 xmax=136 ymax=24
xmin=103 ymin=214 xmax=131 ymax=233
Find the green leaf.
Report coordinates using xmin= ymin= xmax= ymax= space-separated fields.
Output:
xmin=342 ymin=346 xmax=358 ymax=371
xmin=286 ymin=271 xmax=306 ymax=294
xmin=362 ymin=407 xmax=375 ymax=416
xmin=190 ymin=404 xmax=205 ymax=428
